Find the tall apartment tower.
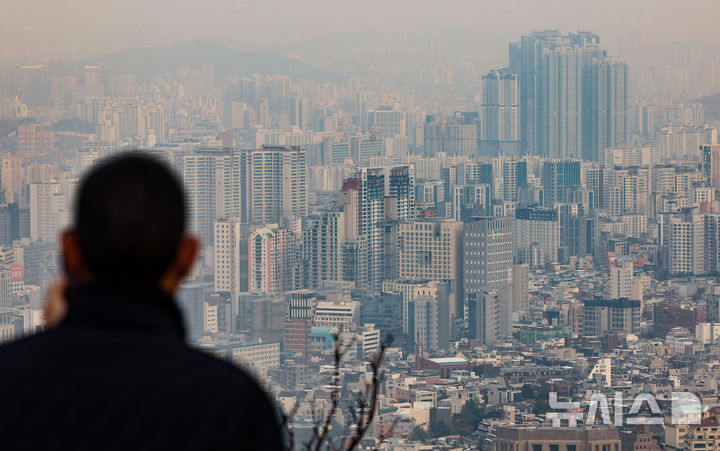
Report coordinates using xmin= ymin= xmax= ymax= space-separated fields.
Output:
xmin=29 ymin=182 xmax=74 ymax=243
xmin=302 ymin=209 xmax=345 ymax=289
xmin=479 ymin=70 xmax=520 ymax=156
xmin=513 ymin=31 xmax=627 ymax=160
xmin=397 ymin=219 xmax=464 ymax=325
xmin=512 ymin=263 xmax=530 ymax=315
xmin=514 ymin=206 xmax=560 ymax=267
xmin=515 ymin=30 xmax=582 ymax=158
xmin=174 ymin=148 xmax=241 ymax=245
xmin=660 ymin=211 xmax=705 ymax=276
xmin=467 ymin=290 xmax=502 ymax=347
xmin=213 ymin=217 xmax=248 ymax=300
xmin=463 ymin=216 xmax=514 ymax=293
xmin=541 ymin=159 xmax=582 ymax=207
xmin=444 ymin=122 xmax=478 ymax=157
xmin=609 ymin=258 xmax=634 ymax=299
xmin=423 ymin=119 xmax=444 ymax=157
xmin=464 ymin=216 xmax=514 ymax=339
xmin=1 ymin=154 xmax=22 ymax=204
xmin=501 ymin=159 xmax=528 ymax=202
xmin=582 ymin=56 xmax=629 ymax=162
xmin=242 ymin=145 xmax=308 ymax=225
xmin=388 ymin=165 xmax=415 ymax=222
xmin=338 ymin=168 xmax=386 ymax=291
xmin=248 ymin=224 xmax=296 ymax=294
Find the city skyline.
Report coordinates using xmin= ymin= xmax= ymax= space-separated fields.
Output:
xmin=3 ymin=9 xmax=720 ymax=448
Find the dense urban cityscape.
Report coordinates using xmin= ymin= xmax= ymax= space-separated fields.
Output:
xmin=3 ymin=19 xmax=720 ymax=450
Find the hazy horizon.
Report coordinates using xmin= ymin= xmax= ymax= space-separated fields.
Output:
xmin=2 ymin=0 xmax=719 ymax=62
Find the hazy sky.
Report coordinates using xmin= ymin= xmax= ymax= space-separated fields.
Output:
xmin=2 ymin=0 xmax=719 ymax=61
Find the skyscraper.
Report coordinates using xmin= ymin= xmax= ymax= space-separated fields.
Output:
xmin=514 ymin=206 xmax=560 ymax=267
xmin=582 ymin=56 xmax=629 ymax=162
xmin=463 ymin=216 xmax=514 ymax=293
xmin=397 ymin=219 xmax=464 ymax=325
xmin=444 ymin=122 xmax=477 ymax=157
xmin=479 ymin=70 xmax=520 ymax=156
xmin=541 ymin=159 xmax=581 ymax=207
xmin=515 ymin=30 xmax=582 ymax=158
xmin=248 ymin=224 xmax=296 ymax=294
xmin=387 ymin=165 xmax=415 ymax=222
xmin=338 ymin=168 xmax=385 ymax=291
xmin=513 ymin=31 xmax=628 ymax=160
xmin=423 ymin=119 xmax=443 ymax=157
xmin=463 ymin=216 xmax=514 ymax=340
xmin=467 ymin=290 xmax=502 ymax=347
xmin=301 ymin=209 xmax=345 ymax=289
xmin=242 ymin=145 xmax=308 ymax=225
xmin=175 ymin=148 xmax=241 ymax=245
xmin=1 ymin=154 xmax=22 ymax=203
xmin=213 ymin=217 xmax=247 ymax=300
xmin=501 ymin=159 xmax=528 ymax=202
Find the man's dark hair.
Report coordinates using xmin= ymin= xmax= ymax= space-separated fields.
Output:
xmin=75 ymin=153 xmax=186 ymax=286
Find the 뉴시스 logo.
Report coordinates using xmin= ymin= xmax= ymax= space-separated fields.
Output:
xmin=547 ymin=392 xmax=702 ymax=427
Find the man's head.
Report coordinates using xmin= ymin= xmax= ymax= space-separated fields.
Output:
xmin=62 ymin=153 xmax=198 ymax=294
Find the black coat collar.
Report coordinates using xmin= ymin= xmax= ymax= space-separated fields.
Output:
xmin=60 ymin=282 xmax=186 ymax=340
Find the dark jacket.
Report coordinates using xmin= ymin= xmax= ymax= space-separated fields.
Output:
xmin=0 ymin=282 xmax=285 ymax=450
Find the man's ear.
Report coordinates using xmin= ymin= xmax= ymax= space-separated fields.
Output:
xmin=174 ymin=235 xmax=199 ymax=281
xmin=159 ymin=235 xmax=199 ymax=295
xmin=61 ymin=230 xmax=89 ymax=280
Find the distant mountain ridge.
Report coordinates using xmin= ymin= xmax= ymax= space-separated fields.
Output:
xmin=67 ymin=41 xmax=344 ymax=83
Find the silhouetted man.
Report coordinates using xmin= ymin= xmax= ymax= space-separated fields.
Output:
xmin=0 ymin=154 xmax=284 ymax=450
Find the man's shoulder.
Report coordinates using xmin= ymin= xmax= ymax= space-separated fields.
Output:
xmin=181 ymin=346 xmax=266 ymax=391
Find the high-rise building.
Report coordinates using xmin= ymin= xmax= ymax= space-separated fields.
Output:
xmin=1 ymin=154 xmax=22 ymax=203
xmin=514 ymin=206 xmax=560 ymax=267
xmin=541 ymin=159 xmax=581 ymax=207
xmin=660 ymin=210 xmax=705 ymax=276
xmin=463 ymin=216 xmax=513 ymax=293
xmin=28 ymin=182 xmax=73 ymax=243
xmin=367 ymin=107 xmax=405 ymax=138
xmin=408 ymin=295 xmax=441 ymax=352
xmin=609 ymin=258 xmax=634 ymax=300
xmin=0 ymin=203 xmax=29 ymax=247
xmin=174 ymin=148 xmax=241 ymax=245
xmin=444 ymin=122 xmax=477 ymax=157
xmin=604 ymin=167 xmax=650 ymax=216
xmin=423 ymin=119 xmax=443 ymax=157
xmin=467 ymin=290 xmax=502 ymax=347
xmin=582 ymin=56 xmax=629 ymax=162
xmin=338 ymin=168 xmax=385 ymax=291
xmin=405 ymin=281 xmax=451 ymax=353
xmin=213 ymin=217 xmax=247 ymax=300
xmin=513 ymin=31 xmax=627 ymax=159
xmin=248 ymin=224 xmax=296 ymax=294
xmin=516 ymin=31 xmax=583 ymax=158
xmin=301 ymin=209 xmax=345 ymax=289
xmin=512 ymin=263 xmax=529 ymax=315
xmin=387 ymin=165 xmax=415 ymax=222
xmin=501 ymin=159 xmax=528 ymax=202
xmin=464 ymin=216 xmax=514 ymax=342
xmin=479 ymin=70 xmax=520 ymax=156
xmin=242 ymin=145 xmax=308 ymax=225
xmin=397 ymin=219 xmax=464 ymax=323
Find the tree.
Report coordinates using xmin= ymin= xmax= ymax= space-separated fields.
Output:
xmin=428 ymin=419 xmax=451 ymax=438
xmin=453 ymin=401 xmax=503 ymax=435
xmin=519 ymin=384 xmax=535 ymax=400
xmin=283 ymin=331 xmax=394 ymax=451
xmin=409 ymin=426 xmax=427 ymax=441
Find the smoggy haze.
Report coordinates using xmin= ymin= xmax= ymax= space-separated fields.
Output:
xmin=1 ymin=0 xmax=719 ymax=61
